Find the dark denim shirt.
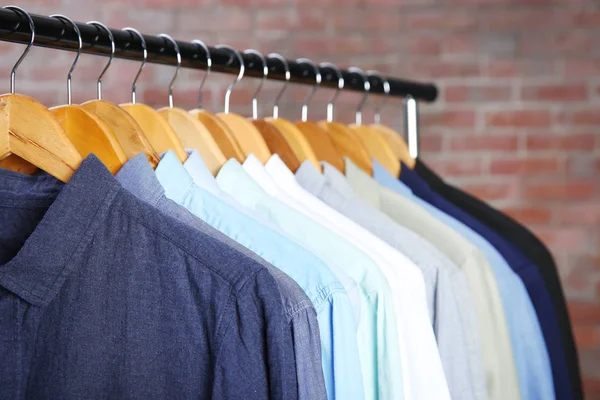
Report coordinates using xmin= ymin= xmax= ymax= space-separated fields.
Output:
xmin=400 ymin=162 xmax=569 ymax=400
xmin=0 ymin=155 xmax=297 ymax=400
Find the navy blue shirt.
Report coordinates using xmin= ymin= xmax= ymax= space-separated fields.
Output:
xmin=399 ymin=163 xmax=571 ymax=400
xmin=0 ymin=156 xmax=297 ymax=399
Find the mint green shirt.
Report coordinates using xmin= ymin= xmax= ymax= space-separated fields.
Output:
xmin=216 ymin=159 xmax=405 ymax=400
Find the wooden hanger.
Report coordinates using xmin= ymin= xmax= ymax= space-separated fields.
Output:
xmin=350 ymin=124 xmax=400 ymax=176
xmin=0 ymin=7 xmax=82 ymax=181
xmin=241 ymin=49 xmax=299 ymax=171
xmin=118 ymin=27 xmax=187 ymax=163
xmin=186 ymin=40 xmax=244 ymax=162
xmin=268 ymin=118 xmax=321 ymax=171
xmin=213 ymin=45 xmax=271 ymax=163
xmin=49 ymin=15 xmax=126 ymax=174
xmin=320 ymin=121 xmax=373 ymax=175
xmin=80 ymin=22 xmax=159 ymax=168
xmin=156 ymin=34 xmax=226 ymax=175
xmin=366 ymin=70 xmax=414 ymax=171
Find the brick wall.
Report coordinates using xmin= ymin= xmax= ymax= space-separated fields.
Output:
xmin=4 ymin=0 xmax=600 ymax=397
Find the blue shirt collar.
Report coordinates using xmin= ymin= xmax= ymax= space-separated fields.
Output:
xmin=155 ymin=150 xmax=195 ymax=205
xmin=115 ymin=153 xmax=163 ymax=207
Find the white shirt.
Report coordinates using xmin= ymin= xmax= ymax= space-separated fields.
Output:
xmin=244 ymin=154 xmax=451 ymax=400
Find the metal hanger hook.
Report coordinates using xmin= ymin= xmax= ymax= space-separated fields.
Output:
xmin=50 ymin=14 xmax=82 ymax=106
xmin=191 ymin=39 xmax=211 ymax=109
xmin=122 ymin=27 xmax=146 ymax=104
xmin=215 ymin=44 xmax=244 ymax=114
xmin=4 ymin=6 xmax=35 ymax=94
xmin=157 ymin=33 xmax=181 ymax=108
xmin=87 ymin=21 xmax=114 ymax=101
xmin=347 ymin=67 xmax=370 ymax=126
xmin=319 ymin=62 xmax=344 ymax=123
xmin=267 ymin=53 xmax=290 ymax=119
xmin=296 ymin=58 xmax=321 ymax=122
xmin=366 ymin=70 xmax=390 ymax=125
xmin=243 ymin=49 xmax=268 ymax=120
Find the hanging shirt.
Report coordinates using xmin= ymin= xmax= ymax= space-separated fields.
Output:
xmin=153 ymin=151 xmax=360 ymax=400
xmin=216 ymin=158 xmax=406 ymax=400
xmin=250 ymin=154 xmax=452 ymax=400
xmin=414 ymin=159 xmax=581 ymax=400
xmin=397 ymin=162 xmax=556 ymax=400
xmin=116 ymin=153 xmax=327 ymax=400
xmin=183 ymin=150 xmax=362 ymax=326
xmin=296 ymin=160 xmax=489 ymax=400
xmin=0 ymin=155 xmax=297 ymax=399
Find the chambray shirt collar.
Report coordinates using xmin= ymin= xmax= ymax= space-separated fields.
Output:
xmin=216 ymin=158 xmax=266 ymax=209
xmin=372 ymin=159 xmax=414 ymax=197
xmin=295 ymin=160 xmax=327 ymax=195
xmin=115 ymin=153 xmax=163 ymax=207
xmin=155 ymin=150 xmax=195 ymax=205
xmin=0 ymin=155 xmax=121 ymax=307
xmin=183 ymin=150 xmax=222 ymax=196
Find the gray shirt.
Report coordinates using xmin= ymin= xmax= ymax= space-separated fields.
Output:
xmin=116 ymin=154 xmax=326 ymax=400
xmin=296 ymin=160 xmax=480 ymax=400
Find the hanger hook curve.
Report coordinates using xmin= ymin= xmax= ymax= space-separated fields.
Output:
xmin=295 ymin=58 xmax=321 ymax=122
xmin=366 ymin=70 xmax=390 ymax=125
xmin=215 ymin=44 xmax=244 ymax=114
xmin=347 ymin=66 xmax=370 ymax=125
xmin=50 ymin=14 xmax=82 ymax=106
xmin=157 ymin=33 xmax=180 ymax=108
xmin=267 ymin=53 xmax=290 ymax=119
xmin=4 ymin=6 xmax=35 ymax=94
xmin=243 ymin=49 xmax=268 ymax=120
xmin=87 ymin=21 xmax=114 ymax=101
xmin=191 ymin=39 xmax=211 ymax=109
xmin=319 ymin=62 xmax=344 ymax=123
xmin=122 ymin=27 xmax=146 ymax=104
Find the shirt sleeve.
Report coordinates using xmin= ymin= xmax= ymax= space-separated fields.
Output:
xmin=213 ymin=269 xmax=298 ymax=400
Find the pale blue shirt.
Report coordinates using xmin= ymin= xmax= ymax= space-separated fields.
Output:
xmin=155 ymin=151 xmax=364 ymax=400
xmin=373 ymin=160 xmax=555 ymax=400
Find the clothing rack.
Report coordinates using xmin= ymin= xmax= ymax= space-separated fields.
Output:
xmin=0 ymin=9 xmax=438 ymax=102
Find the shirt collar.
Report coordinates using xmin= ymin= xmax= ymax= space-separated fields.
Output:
xmin=0 ymin=155 xmax=121 ymax=307
xmin=372 ymin=159 xmax=414 ymax=197
xmin=265 ymin=154 xmax=298 ymax=190
xmin=295 ymin=160 xmax=326 ymax=196
xmin=115 ymin=153 xmax=163 ymax=207
xmin=183 ymin=150 xmax=222 ymax=196
xmin=155 ymin=150 xmax=195 ymax=205
xmin=242 ymin=154 xmax=280 ymax=197
xmin=341 ymin=157 xmax=382 ymax=207
xmin=216 ymin=158 xmax=267 ymax=208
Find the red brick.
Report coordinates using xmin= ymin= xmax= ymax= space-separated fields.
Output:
xmin=582 ymin=378 xmax=600 ymax=399
xmin=559 ymin=109 xmax=600 ymax=126
xmin=490 ymin=157 xmax=561 ymax=175
xmin=573 ymin=326 xmax=599 ymax=349
xmin=442 ymin=34 xmax=479 ymax=56
xmin=521 ymin=83 xmax=588 ymax=102
xmin=420 ymin=110 xmax=476 ymax=128
xmin=526 ymin=133 xmax=595 ymax=151
xmin=409 ymin=60 xmax=481 ymax=78
xmin=364 ymin=10 xmax=402 ymax=31
xmin=405 ymin=10 xmax=477 ymax=31
xmin=462 ymin=182 xmax=518 ymax=201
xmin=175 ymin=7 xmax=252 ymax=33
xmin=407 ymin=36 xmax=441 ymax=56
xmin=565 ymin=60 xmax=600 ymax=77
xmin=420 ymin=134 xmax=443 ymax=152
xmin=444 ymin=83 xmax=511 ymax=103
xmin=557 ymin=203 xmax=600 ymax=225
xmin=450 ymin=134 xmax=518 ymax=152
xmin=485 ymin=109 xmax=551 ymax=128
xmin=525 ymin=181 xmax=597 ymax=201
xmin=569 ymin=301 xmax=600 ymax=325
xmin=568 ymin=9 xmax=600 ymax=27
xmin=485 ymin=59 xmax=560 ymax=78
xmin=501 ymin=206 xmax=552 ymax=225
xmin=426 ymin=158 xmax=484 ymax=177
xmin=256 ymin=9 xmax=326 ymax=31
xmin=521 ymin=32 xmax=593 ymax=56
xmin=536 ymin=227 xmax=589 ymax=252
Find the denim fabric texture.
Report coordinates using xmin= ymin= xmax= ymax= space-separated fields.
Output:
xmin=0 ymin=155 xmax=297 ymax=400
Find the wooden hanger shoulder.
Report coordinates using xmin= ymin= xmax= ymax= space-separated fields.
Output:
xmin=50 ymin=104 xmax=127 ymax=174
xmin=252 ymin=119 xmax=300 ymax=172
xmin=267 ymin=118 xmax=321 ymax=172
xmin=82 ymin=100 xmax=160 ymax=168
xmin=371 ymin=123 xmax=415 ymax=169
xmin=217 ymin=113 xmax=272 ymax=163
xmin=121 ymin=103 xmax=187 ymax=163
xmin=319 ymin=121 xmax=373 ymax=175
xmin=190 ymin=109 xmax=244 ymax=162
xmin=295 ymin=120 xmax=344 ymax=173
xmin=0 ymin=93 xmax=81 ymax=182
xmin=159 ymin=107 xmax=226 ymax=175
xmin=350 ymin=124 xmax=400 ymax=177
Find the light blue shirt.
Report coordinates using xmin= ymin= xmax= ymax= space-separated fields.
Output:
xmin=373 ymin=160 xmax=555 ymax=400
xmin=155 ymin=150 xmax=364 ymax=400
